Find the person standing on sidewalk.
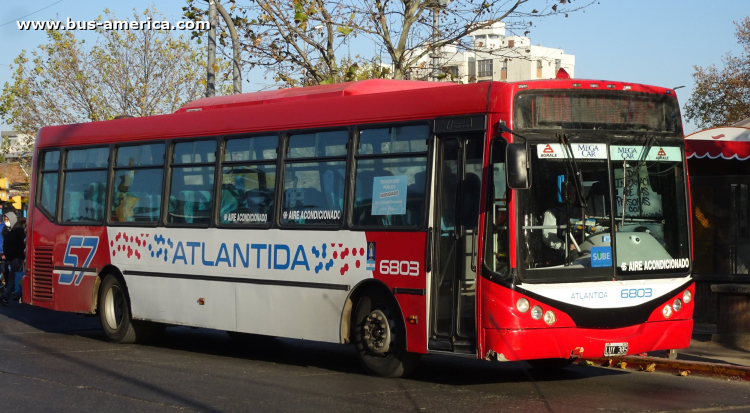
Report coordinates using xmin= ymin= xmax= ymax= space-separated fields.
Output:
xmin=1 ymin=212 xmax=25 ymax=305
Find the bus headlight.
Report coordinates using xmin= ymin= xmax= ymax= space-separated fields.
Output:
xmin=516 ymin=298 xmax=530 ymax=313
xmin=673 ymin=298 xmax=683 ymax=312
xmin=663 ymin=304 xmax=673 ymax=318
xmin=543 ymin=310 xmax=556 ymax=326
xmin=683 ymin=290 xmax=692 ymax=304
xmin=531 ymin=305 xmax=543 ymax=320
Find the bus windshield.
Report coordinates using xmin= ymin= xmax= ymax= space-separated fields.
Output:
xmin=520 ymin=143 xmax=690 ymax=280
xmin=610 ymin=145 xmax=690 ymax=276
xmin=521 ymin=143 xmax=614 ymax=274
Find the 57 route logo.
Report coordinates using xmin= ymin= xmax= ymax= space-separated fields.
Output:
xmin=59 ymin=236 xmax=99 ymax=286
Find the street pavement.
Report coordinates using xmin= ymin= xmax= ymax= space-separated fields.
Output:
xmin=1 ymin=303 xmax=750 ymax=413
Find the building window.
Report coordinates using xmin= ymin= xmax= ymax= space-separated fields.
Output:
xmin=537 ymin=60 xmax=543 ymax=78
xmin=110 ymin=143 xmax=165 ymax=223
xmin=281 ymin=130 xmax=348 ymax=226
xmin=508 ymin=39 xmax=515 ymax=48
xmin=478 ymin=59 xmax=493 ymax=77
xmin=168 ymin=140 xmax=216 ymax=225
xmin=445 ymin=66 xmax=459 ymax=79
xmin=39 ymin=150 xmax=60 ymax=218
xmin=501 ymin=60 xmax=508 ymax=80
xmin=220 ymin=135 xmax=278 ymax=225
xmin=62 ymin=147 xmax=109 ymax=223
xmin=353 ymin=125 xmax=429 ymax=229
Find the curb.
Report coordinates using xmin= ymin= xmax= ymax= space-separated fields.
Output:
xmin=581 ymin=356 xmax=750 ymax=381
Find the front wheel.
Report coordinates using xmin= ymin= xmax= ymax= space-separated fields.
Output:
xmin=98 ymin=274 xmax=164 ymax=344
xmin=352 ymin=289 xmax=420 ymax=377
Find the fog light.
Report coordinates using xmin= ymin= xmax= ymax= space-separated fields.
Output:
xmin=517 ymin=298 xmax=530 ymax=313
xmin=683 ymin=290 xmax=692 ymax=304
xmin=673 ymin=298 xmax=682 ymax=312
xmin=543 ymin=310 xmax=556 ymax=325
xmin=531 ymin=305 xmax=543 ymax=320
xmin=663 ymin=304 xmax=673 ymax=318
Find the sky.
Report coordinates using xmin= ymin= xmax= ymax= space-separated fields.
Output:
xmin=0 ymin=0 xmax=747 ymax=134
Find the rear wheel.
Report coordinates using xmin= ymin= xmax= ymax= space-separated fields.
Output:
xmin=353 ymin=289 xmax=420 ymax=377
xmin=98 ymin=274 xmax=164 ymax=344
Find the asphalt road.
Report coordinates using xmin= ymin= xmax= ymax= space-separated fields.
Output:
xmin=1 ymin=303 xmax=749 ymax=413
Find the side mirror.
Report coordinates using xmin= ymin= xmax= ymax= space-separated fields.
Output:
xmin=506 ymin=142 xmax=531 ymax=189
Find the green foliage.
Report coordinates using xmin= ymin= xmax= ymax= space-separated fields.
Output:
xmin=0 ymin=7 xmax=232 ymax=140
xmin=684 ymin=17 xmax=750 ymax=129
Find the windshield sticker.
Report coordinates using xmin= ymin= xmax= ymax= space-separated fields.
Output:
xmin=536 ymin=143 xmax=607 ymax=159
xmin=591 ymin=246 xmax=613 ymax=267
xmin=372 ymin=175 xmax=407 ymax=215
xmin=610 ymin=146 xmax=682 ymax=162
xmin=620 ymin=258 xmax=690 ymax=272
xmin=614 ymin=167 xmax=663 ymax=217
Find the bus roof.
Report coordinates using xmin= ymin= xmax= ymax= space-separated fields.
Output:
xmin=35 ymin=78 xmax=677 ymax=148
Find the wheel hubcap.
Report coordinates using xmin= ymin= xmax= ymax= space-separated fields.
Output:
xmin=363 ymin=309 xmax=393 ymax=355
xmin=104 ymin=285 xmax=125 ymax=330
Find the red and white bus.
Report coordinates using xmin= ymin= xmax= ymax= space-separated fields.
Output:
xmin=25 ymin=75 xmax=694 ymax=377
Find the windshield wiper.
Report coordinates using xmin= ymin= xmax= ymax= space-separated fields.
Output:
xmin=557 ymin=133 xmax=588 ymax=262
xmin=557 ymin=133 xmax=587 ymax=208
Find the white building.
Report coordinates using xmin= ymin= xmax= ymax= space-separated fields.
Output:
xmin=405 ymin=22 xmax=575 ymax=83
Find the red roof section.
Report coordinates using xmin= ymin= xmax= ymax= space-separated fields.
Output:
xmin=177 ymin=79 xmax=456 ymax=113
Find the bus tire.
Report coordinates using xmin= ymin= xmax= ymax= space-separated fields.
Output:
xmin=526 ymin=358 xmax=575 ymax=370
xmin=353 ymin=289 xmax=420 ymax=378
xmin=98 ymin=274 xmax=165 ymax=344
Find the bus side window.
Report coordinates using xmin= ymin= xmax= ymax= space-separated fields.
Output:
xmin=110 ymin=143 xmax=166 ymax=223
xmin=61 ymin=147 xmax=109 ymax=223
xmin=38 ymin=150 xmax=60 ymax=220
xmin=352 ymin=125 xmax=429 ymax=229
xmin=484 ymin=140 xmax=509 ymax=277
xmin=167 ymin=140 xmax=216 ymax=225
xmin=281 ymin=131 xmax=348 ymax=226
xmin=220 ymin=135 xmax=277 ymax=225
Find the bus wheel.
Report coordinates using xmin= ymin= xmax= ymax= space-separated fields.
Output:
xmin=526 ymin=358 xmax=575 ymax=370
xmin=98 ymin=274 xmax=164 ymax=344
xmin=353 ymin=290 xmax=420 ymax=378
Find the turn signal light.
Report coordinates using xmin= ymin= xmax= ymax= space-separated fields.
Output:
xmin=663 ymin=304 xmax=673 ymax=318
xmin=408 ymin=315 xmax=418 ymax=324
xmin=683 ymin=290 xmax=692 ymax=304
xmin=543 ymin=310 xmax=556 ymax=326
xmin=673 ymin=298 xmax=683 ymax=312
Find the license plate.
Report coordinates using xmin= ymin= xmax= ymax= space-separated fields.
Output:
xmin=604 ymin=342 xmax=628 ymax=357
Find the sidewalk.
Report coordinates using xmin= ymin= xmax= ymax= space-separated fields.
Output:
xmin=583 ymin=324 xmax=750 ymax=381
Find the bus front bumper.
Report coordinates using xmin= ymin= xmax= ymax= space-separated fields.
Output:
xmin=482 ymin=319 xmax=693 ymax=362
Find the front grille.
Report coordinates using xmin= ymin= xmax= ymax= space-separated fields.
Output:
xmin=32 ymin=245 xmax=54 ymax=301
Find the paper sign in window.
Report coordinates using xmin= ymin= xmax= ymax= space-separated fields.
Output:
xmin=372 ymin=175 xmax=407 ymax=215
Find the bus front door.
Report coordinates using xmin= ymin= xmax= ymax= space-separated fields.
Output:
xmin=430 ymin=136 xmax=483 ymax=353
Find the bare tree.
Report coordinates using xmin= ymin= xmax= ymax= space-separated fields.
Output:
xmin=184 ymin=0 xmax=593 ymax=87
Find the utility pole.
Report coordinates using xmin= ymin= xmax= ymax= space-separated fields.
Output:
xmin=206 ymin=0 xmax=217 ymax=97
xmin=216 ymin=1 xmax=241 ymax=94
xmin=430 ymin=0 xmax=450 ymax=82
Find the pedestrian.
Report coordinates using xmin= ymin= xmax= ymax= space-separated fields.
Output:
xmin=1 ymin=212 xmax=25 ymax=305
xmin=0 ymin=212 xmax=9 ymax=294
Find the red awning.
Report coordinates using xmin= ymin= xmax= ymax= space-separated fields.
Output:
xmin=685 ymin=127 xmax=750 ymax=161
